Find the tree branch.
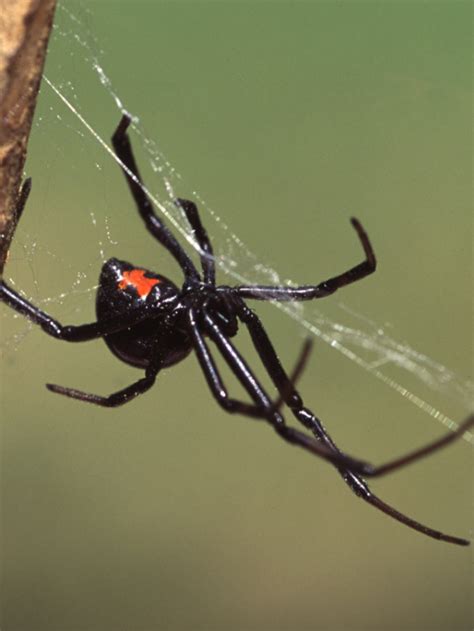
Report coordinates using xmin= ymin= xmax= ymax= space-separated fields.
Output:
xmin=0 ymin=0 xmax=57 ymax=274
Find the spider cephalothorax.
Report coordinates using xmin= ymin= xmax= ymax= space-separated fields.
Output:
xmin=1 ymin=114 xmax=472 ymax=545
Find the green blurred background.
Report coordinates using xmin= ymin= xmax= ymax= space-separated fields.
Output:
xmin=1 ymin=1 xmax=472 ymax=630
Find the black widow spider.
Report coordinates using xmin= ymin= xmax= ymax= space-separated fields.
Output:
xmin=1 ymin=115 xmax=472 ymax=545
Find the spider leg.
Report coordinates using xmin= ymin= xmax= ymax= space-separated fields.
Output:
xmin=341 ymin=470 xmax=470 ymax=546
xmin=188 ymin=308 xmax=272 ymax=418
xmin=188 ymin=307 xmax=310 ymax=418
xmin=236 ymin=301 xmax=474 ymax=477
xmin=176 ymin=198 xmax=215 ymax=285
xmin=46 ymin=373 xmax=156 ymax=408
xmin=233 ymin=218 xmax=376 ymax=301
xmin=111 ymin=115 xmax=200 ymax=282
xmin=0 ymin=282 xmax=156 ymax=341
xmin=199 ymin=311 xmax=370 ymax=470
xmin=46 ymin=350 xmax=164 ymax=407
xmin=222 ymin=301 xmax=470 ymax=545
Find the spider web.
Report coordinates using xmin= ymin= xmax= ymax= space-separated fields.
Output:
xmin=3 ymin=2 xmax=472 ymax=444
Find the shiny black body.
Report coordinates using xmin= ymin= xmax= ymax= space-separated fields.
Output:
xmin=96 ymin=258 xmax=191 ymax=369
xmin=1 ymin=115 xmax=472 ymax=546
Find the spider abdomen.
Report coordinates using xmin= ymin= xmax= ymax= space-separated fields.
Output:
xmin=96 ymin=258 xmax=192 ymax=369
xmin=101 ymin=321 xmax=192 ymax=369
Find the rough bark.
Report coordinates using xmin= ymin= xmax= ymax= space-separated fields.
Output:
xmin=0 ymin=0 xmax=57 ymax=274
